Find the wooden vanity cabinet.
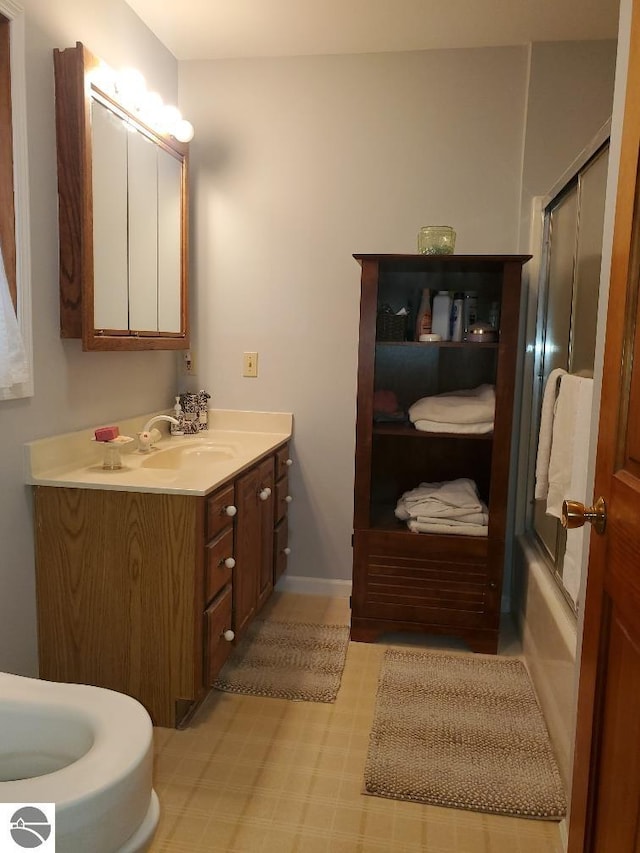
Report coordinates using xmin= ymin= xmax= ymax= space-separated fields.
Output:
xmin=33 ymin=444 xmax=290 ymax=728
xmin=351 ymin=254 xmax=529 ymax=654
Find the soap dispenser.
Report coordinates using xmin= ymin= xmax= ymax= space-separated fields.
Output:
xmin=171 ymin=397 xmax=184 ymax=435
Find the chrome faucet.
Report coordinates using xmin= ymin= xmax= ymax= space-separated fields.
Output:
xmin=137 ymin=415 xmax=180 ymax=452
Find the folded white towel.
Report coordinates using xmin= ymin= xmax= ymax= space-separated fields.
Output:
xmin=396 ymin=478 xmax=484 ymax=515
xmin=409 ymin=384 xmax=495 ymax=425
xmin=408 ymin=519 xmax=488 ymax=537
xmin=535 ymin=367 xmax=567 ymax=500
xmin=395 ymin=479 xmax=489 ymax=539
xmin=415 ymin=510 xmax=488 ymax=525
xmin=413 ymin=419 xmax=494 ymax=435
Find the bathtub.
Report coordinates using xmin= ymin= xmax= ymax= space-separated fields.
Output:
xmin=515 ymin=534 xmax=578 ymax=792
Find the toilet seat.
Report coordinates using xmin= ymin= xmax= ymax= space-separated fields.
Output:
xmin=0 ymin=673 xmax=158 ymax=852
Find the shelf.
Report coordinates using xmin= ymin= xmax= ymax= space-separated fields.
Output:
xmin=376 ymin=341 xmax=499 ymax=348
xmin=368 ymin=503 xmax=489 ymax=543
xmin=373 ymin=423 xmax=494 ymax=440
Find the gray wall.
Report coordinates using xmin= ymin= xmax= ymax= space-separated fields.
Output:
xmin=179 ymin=43 xmax=615 ymax=589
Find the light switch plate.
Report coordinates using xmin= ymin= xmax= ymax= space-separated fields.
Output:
xmin=183 ymin=350 xmax=196 ymax=375
xmin=243 ymin=351 xmax=258 ymax=377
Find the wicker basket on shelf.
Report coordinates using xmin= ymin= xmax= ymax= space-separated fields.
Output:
xmin=376 ymin=305 xmax=407 ymax=341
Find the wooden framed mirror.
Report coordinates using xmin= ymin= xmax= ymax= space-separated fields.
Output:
xmin=54 ymin=42 xmax=189 ymax=351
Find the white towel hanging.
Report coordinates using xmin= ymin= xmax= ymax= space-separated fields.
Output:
xmin=535 ymin=367 xmax=567 ymax=501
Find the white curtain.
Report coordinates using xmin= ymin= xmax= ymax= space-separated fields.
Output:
xmin=0 ymin=245 xmax=28 ymax=390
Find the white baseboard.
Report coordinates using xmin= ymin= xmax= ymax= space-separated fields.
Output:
xmin=275 ymin=575 xmax=352 ymax=598
xmin=559 ymin=818 xmax=568 ymax=851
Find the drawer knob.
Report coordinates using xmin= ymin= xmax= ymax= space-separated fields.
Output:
xmin=224 ymin=505 xmax=237 ymax=517
xmin=283 ymin=547 xmax=291 ymax=556
xmin=259 ymin=487 xmax=272 ymax=501
xmin=222 ymin=629 xmax=235 ymax=642
xmin=488 ymin=581 xmax=497 ymax=590
xmin=286 ymin=458 xmax=293 ymax=467
xmin=284 ymin=495 xmax=293 ymax=503
xmin=224 ymin=557 xmax=236 ymax=569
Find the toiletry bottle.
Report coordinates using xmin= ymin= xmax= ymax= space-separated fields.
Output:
xmin=431 ymin=291 xmax=452 ymax=341
xmin=489 ymin=301 xmax=501 ymax=330
xmin=463 ymin=292 xmax=478 ymax=337
xmin=415 ymin=288 xmax=432 ymax=340
xmin=451 ymin=292 xmax=464 ymax=341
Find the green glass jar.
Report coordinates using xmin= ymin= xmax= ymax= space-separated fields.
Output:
xmin=417 ymin=226 xmax=456 ymax=255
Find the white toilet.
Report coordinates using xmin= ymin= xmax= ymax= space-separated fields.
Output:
xmin=0 ymin=673 xmax=159 ymax=852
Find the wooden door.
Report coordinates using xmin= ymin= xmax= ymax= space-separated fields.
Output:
xmin=568 ymin=3 xmax=640 ymax=849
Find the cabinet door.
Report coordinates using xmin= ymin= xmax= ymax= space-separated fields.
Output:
xmin=274 ymin=516 xmax=289 ymax=585
xmin=234 ymin=464 xmax=262 ymax=636
xmin=256 ymin=457 xmax=274 ymax=612
xmin=157 ymin=147 xmax=182 ymax=333
xmin=91 ymin=99 xmax=128 ymax=331
xmin=128 ymin=130 xmax=159 ymax=332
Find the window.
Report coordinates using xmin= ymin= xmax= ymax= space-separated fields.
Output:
xmin=0 ymin=0 xmax=32 ymax=400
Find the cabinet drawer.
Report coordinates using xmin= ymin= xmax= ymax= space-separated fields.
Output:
xmin=275 ymin=445 xmax=291 ymax=480
xmin=204 ymin=585 xmax=233 ymax=685
xmin=275 ymin=475 xmax=290 ymax=524
xmin=205 ymin=527 xmax=234 ymax=605
xmin=274 ymin=516 xmax=289 ymax=584
xmin=206 ymin=484 xmax=236 ymax=539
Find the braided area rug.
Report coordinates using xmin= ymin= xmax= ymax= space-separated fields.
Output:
xmin=364 ymin=648 xmax=567 ymax=819
xmin=214 ymin=620 xmax=350 ymax=703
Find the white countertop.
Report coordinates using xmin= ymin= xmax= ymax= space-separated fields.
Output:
xmin=25 ymin=409 xmax=293 ymax=496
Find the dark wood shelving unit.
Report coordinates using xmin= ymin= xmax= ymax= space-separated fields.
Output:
xmin=351 ymin=253 xmax=530 ymax=653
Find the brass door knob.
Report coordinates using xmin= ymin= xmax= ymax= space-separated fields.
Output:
xmin=561 ymin=496 xmax=606 ymax=535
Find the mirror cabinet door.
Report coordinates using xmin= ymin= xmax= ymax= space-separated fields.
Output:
xmin=157 ymin=148 xmax=183 ymax=334
xmin=127 ymin=125 xmax=159 ymax=333
xmin=91 ymin=99 xmax=128 ymax=332
xmin=55 ymin=42 xmax=189 ymax=351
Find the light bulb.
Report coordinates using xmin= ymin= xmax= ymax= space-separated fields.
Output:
xmin=140 ymin=91 xmax=164 ymax=127
xmin=173 ymin=119 xmax=194 ymax=143
xmin=88 ymin=62 xmax=116 ymax=96
xmin=116 ymin=68 xmax=147 ymax=111
xmin=160 ymin=105 xmax=182 ymax=134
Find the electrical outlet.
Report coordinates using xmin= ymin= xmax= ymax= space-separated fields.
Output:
xmin=243 ymin=352 xmax=258 ymax=377
xmin=183 ymin=350 xmax=196 ymax=375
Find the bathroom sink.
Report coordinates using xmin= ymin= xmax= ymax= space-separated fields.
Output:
xmin=140 ymin=444 xmax=236 ymax=470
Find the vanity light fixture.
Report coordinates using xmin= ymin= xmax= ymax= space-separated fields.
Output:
xmin=87 ymin=61 xmax=195 ymax=143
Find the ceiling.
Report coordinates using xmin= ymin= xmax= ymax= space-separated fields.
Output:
xmin=124 ymin=0 xmax=620 ymax=62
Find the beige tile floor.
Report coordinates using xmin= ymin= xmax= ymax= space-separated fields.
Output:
xmin=149 ymin=593 xmax=565 ymax=852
